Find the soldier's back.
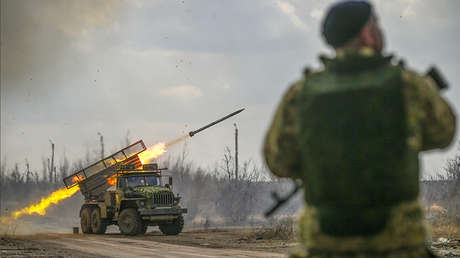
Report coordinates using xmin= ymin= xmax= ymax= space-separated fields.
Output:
xmin=286 ymin=49 xmax=431 ymax=257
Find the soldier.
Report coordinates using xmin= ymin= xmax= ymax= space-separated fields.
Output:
xmin=263 ymin=1 xmax=456 ymax=257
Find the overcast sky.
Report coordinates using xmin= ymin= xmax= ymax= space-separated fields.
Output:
xmin=1 ymin=0 xmax=459 ymax=178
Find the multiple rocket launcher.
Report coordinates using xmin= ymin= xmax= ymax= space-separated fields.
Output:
xmin=64 ymin=108 xmax=245 ymax=194
xmin=0 ymin=108 xmax=245 ymax=222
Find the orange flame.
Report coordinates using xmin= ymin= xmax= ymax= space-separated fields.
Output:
xmin=71 ymin=174 xmax=84 ymax=184
xmin=107 ymin=174 xmax=117 ymax=185
xmin=0 ymin=186 xmax=80 ymax=223
xmin=138 ymin=142 xmax=166 ymax=164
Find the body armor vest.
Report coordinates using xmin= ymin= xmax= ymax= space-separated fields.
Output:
xmin=300 ymin=62 xmax=419 ymax=236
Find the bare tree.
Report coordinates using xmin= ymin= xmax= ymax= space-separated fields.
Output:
xmin=11 ymin=163 xmax=22 ymax=182
xmin=33 ymin=171 xmax=39 ymax=184
xmin=25 ymin=159 xmax=32 ymax=183
xmin=98 ymin=132 xmax=105 ymax=159
xmin=444 ymin=142 xmax=460 ymax=188
xmin=124 ymin=130 xmax=131 ymax=147
xmin=215 ymin=147 xmax=263 ymax=224
xmin=41 ymin=157 xmax=48 ymax=182
xmin=220 ymin=147 xmax=234 ymax=181
xmin=59 ymin=155 xmax=70 ymax=181
xmin=85 ymin=148 xmax=91 ymax=166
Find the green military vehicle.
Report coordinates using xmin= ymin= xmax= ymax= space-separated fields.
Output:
xmin=62 ymin=109 xmax=245 ymax=236
xmin=63 ymin=140 xmax=187 ymax=235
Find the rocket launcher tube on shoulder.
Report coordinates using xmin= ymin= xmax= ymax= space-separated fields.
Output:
xmin=188 ymin=108 xmax=245 ymax=137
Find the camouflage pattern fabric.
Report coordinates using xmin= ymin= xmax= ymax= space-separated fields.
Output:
xmin=264 ymin=47 xmax=456 ymax=257
xmin=292 ymin=201 xmax=431 ymax=258
xmin=134 ymin=186 xmax=171 ymax=198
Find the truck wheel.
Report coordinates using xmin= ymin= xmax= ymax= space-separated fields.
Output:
xmin=81 ymin=207 xmax=93 ymax=234
xmin=118 ymin=208 xmax=143 ymax=236
xmin=91 ymin=208 xmax=107 ymax=234
xmin=139 ymin=224 xmax=148 ymax=235
xmin=159 ymin=215 xmax=184 ymax=236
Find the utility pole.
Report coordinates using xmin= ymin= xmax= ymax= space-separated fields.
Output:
xmin=98 ymin=132 xmax=104 ymax=160
xmin=234 ymin=123 xmax=238 ymax=181
xmin=0 ymin=184 xmax=1 ymax=217
xmin=0 ymin=163 xmax=2 ymax=217
xmin=47 ymin=158 xmax=51 ymax=183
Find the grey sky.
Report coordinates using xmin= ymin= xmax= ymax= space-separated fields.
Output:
xmin=1 ymin=0 xmax=459 ymax=178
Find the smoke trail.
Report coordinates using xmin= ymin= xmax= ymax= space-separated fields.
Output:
xmin=166 ymin=134 xmax=189 ymax=148
xmin=138 ymin=134 xmax=190 ymax=164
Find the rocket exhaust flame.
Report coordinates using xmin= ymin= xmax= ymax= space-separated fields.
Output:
xmin=72 ymin=174 xmax=84 ymax=184
xmin=0 ymin=186 xmax=80 ymax=223
xmin=107 ymin=174 xmax=117 ymax=185
xmin=138 ymin=142 xmax=167 ymax=164
xmin=138 ymin=134 xmax=190 ymax=164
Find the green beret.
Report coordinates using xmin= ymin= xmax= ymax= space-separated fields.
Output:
xmin=322 ymin=1 xmax=372 ymax=47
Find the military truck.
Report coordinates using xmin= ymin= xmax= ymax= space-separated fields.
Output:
xmin=63 ymin=140 xmax=187 ymax=235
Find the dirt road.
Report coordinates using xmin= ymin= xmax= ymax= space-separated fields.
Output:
xmin=4 ymin=228 xmax=456 ymax=257
xmin=4 ymin=228 xmax=292 ymax=258
xmin=39 ymin=235 xmax=285 ymax=258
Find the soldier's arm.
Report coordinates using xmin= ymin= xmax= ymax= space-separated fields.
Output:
xmin=263 ymin=80 xmax=303 ymax=178
xmin=403 ymin=70 xmax=456 ymax=151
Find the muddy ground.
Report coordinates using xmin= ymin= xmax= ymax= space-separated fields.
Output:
xmin=1 ymin=227 xmax=459 ymax=257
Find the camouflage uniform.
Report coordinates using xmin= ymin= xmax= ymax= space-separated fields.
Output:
xmin=264 ymin=47 xmax=456 ymax=257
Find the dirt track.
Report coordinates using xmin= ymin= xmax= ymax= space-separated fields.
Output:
xmin=3 ymin=228 xmax=458 ymax=257
xmin=40 ymin=235 xmax=285 ymax=258
xmin=3 ymin=228 xmax=293 ymax=257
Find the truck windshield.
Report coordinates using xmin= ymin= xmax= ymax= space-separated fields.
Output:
xmin=145 ymin=176 xmax=159 ymax=186
xmin=126 ymin=177 xmax=144 ymax=188
xmin=125 ymin=176 xmax=159 ymax=187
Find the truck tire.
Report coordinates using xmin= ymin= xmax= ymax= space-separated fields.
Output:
xmin=139 ymin=224 xmax=148 ymax=235
xmin=159 ymin=215 xmax=184 ymax=236
xmin=118 ymin=208 xmax=143 ymax=236
xmin=81 ymin=207 xmax=93 ymax=234
xmin=91 ymin=208 xmax=107 ymax=234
